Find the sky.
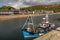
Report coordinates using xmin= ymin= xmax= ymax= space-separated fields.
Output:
xmin=0 ymin=0 xmax=60 ymax=9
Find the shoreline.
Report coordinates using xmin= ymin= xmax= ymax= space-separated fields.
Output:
xmin=0 ymin=14 xmax=45 ymax=21
xmin=0 ymin=15 xmax=27 ymax=21
xmin=0 ymin=13 xmax=60 ymax=21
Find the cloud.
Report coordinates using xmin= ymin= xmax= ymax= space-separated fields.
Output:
xmin=0 ymin=0 xmax=60 ymax=9
xmin=11 ymin=2 xmax=30 ymax=9
xmin=10 ymin=0 xmax=60 ymax=9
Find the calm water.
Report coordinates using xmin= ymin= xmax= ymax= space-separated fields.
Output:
xmin=0 ymin=14 xmax=60 ymax=40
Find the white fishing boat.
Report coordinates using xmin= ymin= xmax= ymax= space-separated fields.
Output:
xmin=39 ymin=11 xmax=55 ymax=32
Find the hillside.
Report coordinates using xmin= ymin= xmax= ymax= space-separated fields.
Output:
xmin=20 ymin=4 xmax=60 ymax=12
xmin=0 ymin=6 xmax=16 ymax=10
xmin=0 ymin=5 xmax=60 ymax=13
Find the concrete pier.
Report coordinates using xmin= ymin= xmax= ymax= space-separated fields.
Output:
xmin=34 ymin=27 xmax=60 ymax=40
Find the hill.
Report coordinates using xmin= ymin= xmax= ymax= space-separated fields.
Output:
xmin=0 ymin=6 xmax=16 ymax=10
xmin=20 ymin=4 xmax=60 ymax=12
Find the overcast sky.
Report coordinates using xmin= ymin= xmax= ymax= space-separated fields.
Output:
xmin=0 ymin=0 xmax=60 ymax=9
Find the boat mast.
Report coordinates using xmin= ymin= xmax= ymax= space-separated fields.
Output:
xmin=28 ymin=11 xmax=35 ymax=32
xmin=22 ymin=15 xmax=29 ymax=29
xmin=45 ymin=12 xmax=49 ymax=23
xmin=32 ymin=11 xmax=35 ymax=32
xmin=22 ymin=11 xmax=35 ymax=32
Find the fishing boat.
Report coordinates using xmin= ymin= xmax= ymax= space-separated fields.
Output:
xmin=39 ymin=11 xmax=55 ymax=32
xmin=22 ymin=11 xmax=55 ymax=38
xmin=22 ymin=13 xmax=39 ymax=38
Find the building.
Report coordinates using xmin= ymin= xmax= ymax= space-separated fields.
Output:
xmin=0 ymin=10 xmax=14 ymax=15
xmin=0 ymin=7 xmax=20 ymax=15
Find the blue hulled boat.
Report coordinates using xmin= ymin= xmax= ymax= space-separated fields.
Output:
xmin=22 ymin=11 xmax=55 ymax=38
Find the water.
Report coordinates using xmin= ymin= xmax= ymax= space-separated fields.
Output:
xmin=0 ymin=14 xmax=60 ymax=40
xmin=0 ymin=18 xmax=26 ymax=40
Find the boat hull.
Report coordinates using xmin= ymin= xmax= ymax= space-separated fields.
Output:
xmin=22 ymin=30 xmax=50 ymax=38
xmin=22 ymin=31 xmax=39 ymax=38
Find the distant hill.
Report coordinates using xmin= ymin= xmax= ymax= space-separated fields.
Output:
xmin=0 ymin=6 xmax=16 ymax=10
xmin=1 ymin=5 xmax=60 ymax=13
xmin=20 ymin=4 xmax=60 ymax=12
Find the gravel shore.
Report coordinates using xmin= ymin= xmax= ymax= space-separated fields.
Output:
xmin=0 ymin=14 xmax=45 ymax=21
